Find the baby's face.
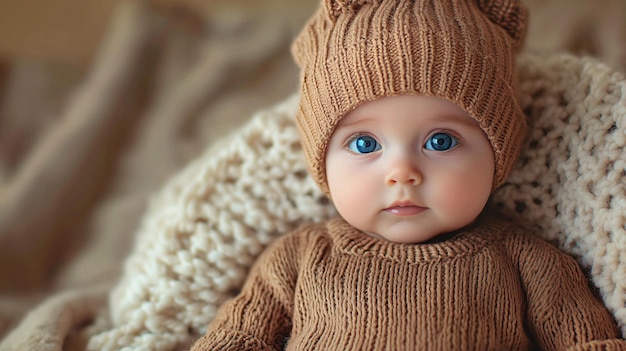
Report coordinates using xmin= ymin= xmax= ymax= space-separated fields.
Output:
xmin=325 ymin=95 xmax=494 ymax=244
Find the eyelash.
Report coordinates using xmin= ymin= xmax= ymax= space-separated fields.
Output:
xmin=430 ymin=129 xmax=464 ymax=148
xmin=343 ymin=130 xmax=464 ymax=151
xmin=343 ymin=132 xmax=374 ymax=148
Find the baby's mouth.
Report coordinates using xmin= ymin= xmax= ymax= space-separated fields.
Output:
xmin=384 ymin=201 xmax=427 ymax=216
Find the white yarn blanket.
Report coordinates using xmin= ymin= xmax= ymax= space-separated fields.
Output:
xmin=85 ymin=52 xmax=625 ymax=350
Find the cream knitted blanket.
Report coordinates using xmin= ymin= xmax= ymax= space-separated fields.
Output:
xmin=78 ymin=52 xmax=625 ymax=350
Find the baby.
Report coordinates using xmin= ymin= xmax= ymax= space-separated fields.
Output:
xmin=190 ymin=0 xmax=626 ymax=349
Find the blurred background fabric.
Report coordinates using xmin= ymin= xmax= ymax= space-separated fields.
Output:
xmin=0 ymin=0 xmax=624 ymax=345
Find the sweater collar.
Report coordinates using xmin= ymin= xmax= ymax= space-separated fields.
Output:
xmin=326 ymin=214 xmax=508 ymax=264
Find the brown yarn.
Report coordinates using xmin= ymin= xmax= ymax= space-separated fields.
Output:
xmin=292 ymin=0 xmax=529 ymax=195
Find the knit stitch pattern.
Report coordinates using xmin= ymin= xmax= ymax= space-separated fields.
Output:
xmin=86 ymin=53 xmax=625 ymax=350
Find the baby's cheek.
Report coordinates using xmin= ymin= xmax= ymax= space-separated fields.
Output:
xmin=340 ymin=184 xmax=365 ymax=208
xmin=442 ymin=183 xmax=471 ymax=207
xmin=331 ymin=178 xmax=368 ymax=212
xmin=438 ymin=175 xmax=488 ymax=215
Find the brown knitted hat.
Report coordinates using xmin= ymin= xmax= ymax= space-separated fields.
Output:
xmin=292 ymin=0 xmax=529 ymax=195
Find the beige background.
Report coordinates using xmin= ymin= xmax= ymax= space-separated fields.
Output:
xmin=0 ymin=0 xmax=231 ymax=66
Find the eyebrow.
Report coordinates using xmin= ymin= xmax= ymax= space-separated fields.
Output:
xmin=338 ymin=112 xmax=481 ymax=129
xmin=431 ymin=113 xmax=481 ymax=129
xmin=336 ymin=116 xmax=377 ymax=129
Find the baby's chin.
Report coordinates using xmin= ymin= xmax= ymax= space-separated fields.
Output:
xmin=356 ymin=219 xmax=477 ymax=244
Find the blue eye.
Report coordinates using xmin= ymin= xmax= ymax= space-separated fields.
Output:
xmin=425 ymin=133 xmax=458 ymax=151
xmin=348 ymin=135 xmax=381 ymax=154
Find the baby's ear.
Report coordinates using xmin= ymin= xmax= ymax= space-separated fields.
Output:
xmin=476 ymin=0 xmax=528 ymax=49
xmin=323 ymin=0 xmax=380 ymax=20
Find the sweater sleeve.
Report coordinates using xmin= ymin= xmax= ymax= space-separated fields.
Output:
xmin=189 ymin=228 xmax=309 ymax=351
xmin=509 ymin=231 xmax=626 ymax=350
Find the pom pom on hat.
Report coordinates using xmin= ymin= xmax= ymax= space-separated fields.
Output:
xmin=293 ymin=0 xmax=529 ymax=196
xmin=323 ymin=0 xmax=381 ymax=18
xmin=477 ymin=0 xmax=528 ymax=49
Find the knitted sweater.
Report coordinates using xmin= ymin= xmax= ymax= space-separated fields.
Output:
xmin=190 ymin=213 xmax=625 ymax=350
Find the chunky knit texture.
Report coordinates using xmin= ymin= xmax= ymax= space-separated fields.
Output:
xmin=190 ymin=215 xmax=624 ymax=350
xmin=291 ymin=0 xmax=528 ymax=194
xmin=84 ymin=53 xmax=626 ymax=351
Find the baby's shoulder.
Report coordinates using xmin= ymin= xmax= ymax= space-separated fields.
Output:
xmin=271 ymin=219 xmax=336 ymax=250
xmin=477 ymin=212 xmax=562 ymax=256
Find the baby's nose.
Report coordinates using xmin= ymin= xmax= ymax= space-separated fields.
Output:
xmin=385 ymin=158 xmax=422 ymax=186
